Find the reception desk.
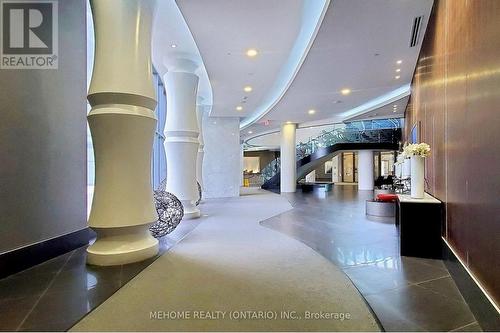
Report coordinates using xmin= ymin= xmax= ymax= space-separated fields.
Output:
xmin=396 ymin=193 xmax=443 ymax=259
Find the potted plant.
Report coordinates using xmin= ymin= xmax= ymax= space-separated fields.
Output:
xmin=403 ymin=143 xmax=431 ymax=198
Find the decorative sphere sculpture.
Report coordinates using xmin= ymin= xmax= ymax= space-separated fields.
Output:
xmin=149 ymin=189 xmax=184 ymax=238
xmin=196 ymin=181 xmax=202 ymax=206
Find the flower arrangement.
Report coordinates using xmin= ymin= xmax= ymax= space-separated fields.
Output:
xmin=403 ymin=142 xmax=431 ymax=158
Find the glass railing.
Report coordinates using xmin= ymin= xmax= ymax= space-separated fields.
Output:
xmin=296 ymin=127 xmax=399 ymax=159
xmin=261 ymin=157 xmax=281 ymax=182
xmin=260 ymin=126 xmax=401 ymax=183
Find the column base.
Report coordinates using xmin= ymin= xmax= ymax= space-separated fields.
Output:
xmin=183 ymin=208 xmax=201 ymax=219
xmin=87 ymin=225 xmax=159 ymax=266
xmin=180 ymin=199 xmax=200 ymax=219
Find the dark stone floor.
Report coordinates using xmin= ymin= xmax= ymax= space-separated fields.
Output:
xmin=261 ymin=185 xmax=481 ymax=332
xmin=0 ymin=220 xmax=200 ymax=332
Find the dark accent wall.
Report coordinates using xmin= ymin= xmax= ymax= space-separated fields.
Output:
xmin=405 ymin=0 xmax=500 ymax=308
xmin=0 ymin=1 xmax=87 ymax=256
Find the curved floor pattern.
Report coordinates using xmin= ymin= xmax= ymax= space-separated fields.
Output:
xmin=71 ymin=188 xmax=379 ymax=331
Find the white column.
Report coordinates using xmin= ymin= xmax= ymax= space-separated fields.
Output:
xmin=280 ymin=123 xmax=297 ymax=193
xmin=196 ymin=101 xmax=205 ymax=191
xmin=331 ymin=155 xmax=340 ymax=183
xmin=358 ymin=150 xmax=374 ymax=191
xmin=240 ymin=142 xmax=244 ymax=187
xmin=163 ymin=58 xmax=200 ymax=219
xmin=86 ymin=0 xmax=158 ymax=266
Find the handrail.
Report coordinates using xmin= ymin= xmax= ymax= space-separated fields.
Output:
xmin=260 ymin=127 xmax=400 ymax=183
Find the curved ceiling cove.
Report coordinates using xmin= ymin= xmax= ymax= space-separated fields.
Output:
xmin=239 ymin=0 xmax=330 ymax=129
xmin=173 ymin=0 xmax=433 ymax=141
xmin=152 ymin=0 xmax=213 ymax=108
xmin=241 ymin=0 xmax=433 ymax=141
xmin=176 ymin=0 xmax=328 ymax=125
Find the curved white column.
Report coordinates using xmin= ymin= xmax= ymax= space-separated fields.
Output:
xmin=358 ymin=150 xmax=374 ymax=191
xmin=163 ymin=59 xmax=200 ymax=219
xmin=240 ymin=142 xmax=244 ymax=187
xmin=196 ymin=102 xmax=205 ymax=191
xmin=86 ymin=0 xmax=158 ymax=266
xmin=280 ymin=123 xmax=297 ymax=193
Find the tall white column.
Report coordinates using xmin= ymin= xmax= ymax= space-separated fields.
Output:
xmin=331 ymin=155 xmax=340 ymax=183
xmin=358 ymin=150 xmax=374 ymax=191
xmin=280 ymin=123 xmax=297 ymax=193
xmin=196 ymin=101 xmax=205 ymax=191
xmin=163 ymin=58 xmax=200 ymax=219
xmin=240 ymin=142 xmax=244 ymax=187
xmin=86 ymin=0 xmax=158 ymax=266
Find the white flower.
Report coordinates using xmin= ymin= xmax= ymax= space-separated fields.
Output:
xmin=403 ymin=142 xmax=431 ymax=158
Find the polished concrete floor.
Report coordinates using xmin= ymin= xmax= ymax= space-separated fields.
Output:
xmin=261 ymin=185 xmax=481 ymax=332
xmin=0 ymin=220 xmax=200 ymax=331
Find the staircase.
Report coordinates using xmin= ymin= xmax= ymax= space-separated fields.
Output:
xmin=261 ymin=127 xmax=401 ymax=190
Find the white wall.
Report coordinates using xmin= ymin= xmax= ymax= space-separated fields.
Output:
xmin=244 ymin=156 xmax=260 ymax=173
xmin=202 ymin=115 xmax=240 ymax=198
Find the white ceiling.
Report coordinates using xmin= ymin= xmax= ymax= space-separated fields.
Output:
xmin=345 ymin=96 xmax=408 ymax=122
xmin=152 ymin=0 xmax=212 ymax=106
xmin=176 ymin=0 xmax=310 ymax=118
xmin=173 ymin=0 xmax=433 ymax=140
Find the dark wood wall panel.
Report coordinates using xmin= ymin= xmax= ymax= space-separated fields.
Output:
xmin=405 ymin=0 xmax=500 ymax=308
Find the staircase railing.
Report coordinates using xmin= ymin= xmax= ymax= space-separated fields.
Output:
xmin=260 ymin=127 xmax=401 ymax=183
xmin=261 ymin=157 xmax=280 ymax=182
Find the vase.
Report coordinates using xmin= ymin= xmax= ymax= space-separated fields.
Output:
xmin=410 ymin=155 xmax=425 ymax=198
xmin=395 ymin=163 xmax=402 ymax=178
xmin=402 ymin=158 xmax=411 ymax=178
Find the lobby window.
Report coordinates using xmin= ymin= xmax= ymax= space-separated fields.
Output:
xmin=151 ymin=70 xmax=167 ymax=189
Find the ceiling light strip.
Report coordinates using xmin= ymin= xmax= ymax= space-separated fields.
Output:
xmin=341 ymin=84 xmax=411 ymax=121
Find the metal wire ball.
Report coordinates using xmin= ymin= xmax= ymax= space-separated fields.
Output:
xmin=196 ymin=181 xmax=202 ymax=206
xmin=149 ymin=188 xmax=184 ymax=238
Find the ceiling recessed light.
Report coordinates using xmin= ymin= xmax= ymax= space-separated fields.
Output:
xmin=393 ymin=110 xmax=398 ymax=113
xmin=396 ymin=68 xmax=401 ymax=72
xmin=286 ymin=121 xmax=292 ymax=124
xmin=248 ymin=131 xmax=253 ymax=134
xmin=243 ymin=86 xmax=253 ymax=92
xmin=246 ymin=49 xmax=258 ymax=57
xmin=308 ymin=109 xmax=316 ymax=115
xmin=397 ymin=60 xmax=402 ymax=64
xmin=393 ymin=104 xmax=397 ymax=108
xmin=333 ymin=100 xmax=342 ymax=104
xmin=395 ymin=75 xmax=400 ymax=79
xmin=171 ymin=44 xmax=177 ymax=48
xmin=341 ymin=88 xmax=351 ymax=95
xmin=236 ymin=106 xmax=243 ymax=111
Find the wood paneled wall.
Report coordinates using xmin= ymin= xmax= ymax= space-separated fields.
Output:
xmin=405 ymin=0 xmax=500 ymax=308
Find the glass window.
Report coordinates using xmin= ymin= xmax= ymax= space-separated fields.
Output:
xmin=151 ymin=70 xmax=167 ymax=189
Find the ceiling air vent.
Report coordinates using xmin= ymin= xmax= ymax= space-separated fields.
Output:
xmin=409 ymin=15 xmax=423 ymax=47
